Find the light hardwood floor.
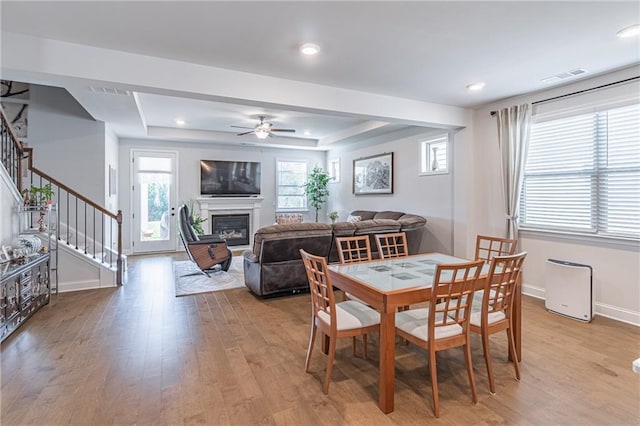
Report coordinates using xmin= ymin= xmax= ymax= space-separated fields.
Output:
xmin=2 ymin=253 xmax=639 ymax=425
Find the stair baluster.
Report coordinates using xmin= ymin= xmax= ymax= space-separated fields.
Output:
xmin=0 ymin=105 xmax=124 ymax=285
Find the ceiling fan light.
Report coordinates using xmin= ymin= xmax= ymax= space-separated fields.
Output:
xmin=255 ymin=129 xmax=270 ymax=139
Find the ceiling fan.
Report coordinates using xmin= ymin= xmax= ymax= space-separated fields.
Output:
xmin=231 ymin=116 xmax=296 ymax=139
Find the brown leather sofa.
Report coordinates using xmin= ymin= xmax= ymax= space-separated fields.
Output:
xmin=243 ymin=210 xmax=426 ymax=297
xmin=243 ymin=222 xmax=333 ymax=297
xmin=328 ymin=210 xmax=427 ymax=262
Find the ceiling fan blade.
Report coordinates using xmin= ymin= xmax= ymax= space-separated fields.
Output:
xmin=236 ymin=131 xmax=254 ymax=136
xmin=271 ymin=128 xmax=296 ymax=133
xmin=231 ymin=125 xmax=254 ymax=130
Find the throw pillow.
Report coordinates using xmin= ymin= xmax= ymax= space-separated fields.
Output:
xmin=346 ymin=215 xmax=361 ymax=223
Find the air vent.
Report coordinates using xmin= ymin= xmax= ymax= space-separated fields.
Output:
xmin=541 ymin=68 xmax=588 ymax=84
xmin=568 ymin=68 xmax=587 ymax=76
xmin=89 ymin=86 xmax=131 ymax=96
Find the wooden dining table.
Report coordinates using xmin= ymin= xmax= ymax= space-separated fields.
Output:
xmin=327 ymin=252 xmax=522 ymax=414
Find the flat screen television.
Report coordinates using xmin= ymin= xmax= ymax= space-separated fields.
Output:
xmin=200 ymin=160 xmax=261 ymax=196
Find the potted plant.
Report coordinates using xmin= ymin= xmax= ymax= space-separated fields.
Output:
xmin=304 ymin=165 xmax=331 ymax=222
xmin=40 ymin=183 xmax=54 ymax=205
xmin=328 ymin=210 xmax=339 ymax=223
xmin=186 ymin=199 xmax=207 ymax=235
xmin=23 ymin=183 xmax=54 ymax=207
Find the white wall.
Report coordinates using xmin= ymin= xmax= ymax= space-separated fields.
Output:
xmin=28 ymin=85 xmax=107 ymax=202
xmin=471 ymin=66 xmax=640 ymax=325
xmin=105 ymin=125 xmax=119 ymax=211
xmin=326 ymin=127 xmax=467 ymax=255
xmin=118 ymin=138 xmax=326 ymax=253
xmin=17 ymin=84 xmax=113 ymax=289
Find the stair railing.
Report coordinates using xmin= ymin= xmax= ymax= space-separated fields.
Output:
xmin=0 ymin=106 xmax=124 ymax=285
xmin=0 ymin=105 xmax=24 ymax=190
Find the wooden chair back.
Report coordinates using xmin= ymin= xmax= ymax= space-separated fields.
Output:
xmin=430 ymin=260 xmax=484 ymax=343
xmin=483 ymin=252 xmax=527 ymax=322
xmin=335 ymin=236 xmax=372 ymax=264
xmin=375 ymin=232 xmax=409 ymax=259
xmin=300 ymin=249 xmax=337 ymax=332
xmin=475 ymin=235 xmax=517 ymax=263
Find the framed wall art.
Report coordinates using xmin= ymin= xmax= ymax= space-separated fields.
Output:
xmin=353 ymin=152 xmax=393 ymax=195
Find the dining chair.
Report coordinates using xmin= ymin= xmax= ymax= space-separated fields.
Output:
xmin=375 ymin=232 xmax=409 ymax=259
xmin=335 ymin=235 xmax=373 ymax=264
xmin=395 ymin=260 xmax=483 ymax=418
xmin=471 ymin=234 xmax=518 ymax=319
xmin=300 ymin=249 xmax=380 ymax=395
xmin=474 ymin=235 xmax=517 ymax=263
xmin=470 ymin=252 xmax=527 ymax=394
xmin=335 ymin=235 xmax=372 ymax=303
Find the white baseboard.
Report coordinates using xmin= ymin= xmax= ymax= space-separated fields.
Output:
xmin=58 ymin=279 xmax=114 ymax=293
xmin=522 ymin=282 xmax=546 ymax=300
xmin=522 ymin=281 xmax=639 ymax=327
xmin=595 ymin=303 xmax=640 ymax=327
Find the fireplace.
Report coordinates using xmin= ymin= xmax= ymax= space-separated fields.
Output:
xmin=197 ymin=197 xmax=263 ymax=247
xmin=212 ymin=213 xmax=250 ymax=246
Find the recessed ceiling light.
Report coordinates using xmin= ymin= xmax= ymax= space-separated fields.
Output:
xmin=466 ymin=82 xmax=486 ymax=91
xmin=304 ymin=130 xmax=311 ymax=136
xmin=175 ymin=118 xmax=185 ymax=125
xmin=300 ymin=43 xmax=320 ymax=56
xmin=617 ymin=24 xmax=640 ymax=38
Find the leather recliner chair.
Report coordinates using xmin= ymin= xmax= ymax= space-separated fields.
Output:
xmin=177 ymin=204 xmax=232 ymax=274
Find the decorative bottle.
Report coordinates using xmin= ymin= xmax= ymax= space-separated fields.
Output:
xmin=431 ymin=147 xmax=439 ymax=171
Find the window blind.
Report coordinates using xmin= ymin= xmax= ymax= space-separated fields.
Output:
xmin=521 ymin=102 xmax=640 ymax=239
xmin=276 ymin=160 xmax=307 ymax=210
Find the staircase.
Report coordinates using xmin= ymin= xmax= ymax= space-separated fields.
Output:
xmin=1 ymin=105 xmax=124 ymax=286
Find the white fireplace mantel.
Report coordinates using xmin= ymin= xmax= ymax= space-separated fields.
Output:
xmin=197 ymin=197 xmax=263 ymax=246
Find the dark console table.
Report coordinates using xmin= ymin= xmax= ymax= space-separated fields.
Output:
xmin=0 ymin=253 xmax=50 ymax=343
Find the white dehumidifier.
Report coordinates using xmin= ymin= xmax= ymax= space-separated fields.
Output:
xmin=544 ymin=259 xmax=593 ymax=322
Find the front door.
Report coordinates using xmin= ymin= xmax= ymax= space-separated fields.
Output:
xmin=131 ymin=150 xmax=178 ymax=253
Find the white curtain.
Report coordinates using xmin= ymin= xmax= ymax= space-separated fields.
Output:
xmin=496 ymin=104 xmax=531 ymax=239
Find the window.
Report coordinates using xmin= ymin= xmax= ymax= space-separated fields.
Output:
xmin=276 ymin=160 xmax=307 ymax=210
xmin=328 ymin=158 xmax=340 ymax=183
xmin=521 ymin=102 xmax=640 ymax=239
xmin=419 ymin=134 xmax=449 ymax=175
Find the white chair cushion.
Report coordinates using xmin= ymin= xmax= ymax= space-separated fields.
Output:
xmin=471 ymin=289 xmax=500 ymax=313
xmin=470 ymin=310 xmax=506 ymax=327
xmin=317 ymin=300 xmax=380 ymax=331
xmin=395 ymin=307 xmax=462 ymax=342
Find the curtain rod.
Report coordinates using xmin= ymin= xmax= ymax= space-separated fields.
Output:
xmin=489 ymin=75 xmax=640 ymax=116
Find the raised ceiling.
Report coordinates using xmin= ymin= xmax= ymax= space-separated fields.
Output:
xmin=1 ymin=1 xmax=638 ymax=148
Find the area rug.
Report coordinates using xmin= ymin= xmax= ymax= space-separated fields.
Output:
xmin=173 ymin=256 xmax=245 ymax=297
